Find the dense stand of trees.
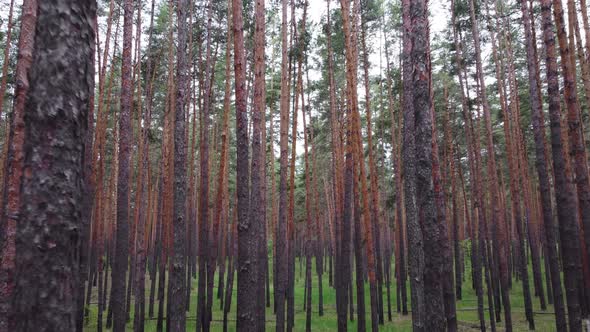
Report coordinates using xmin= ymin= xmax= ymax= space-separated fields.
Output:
xmin=4 ymin=0 xmax=590 ymax=331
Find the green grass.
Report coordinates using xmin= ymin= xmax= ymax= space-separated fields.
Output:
xmin=84 ymin=253 xmax=560 ymax=331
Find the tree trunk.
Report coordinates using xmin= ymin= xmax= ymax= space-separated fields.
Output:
xmin=197 ymin=0 xmax=213 ymax=330
xmin=169 ymin=0 xmax=189 ymax=328
xmin=401 ymin=0 xmax=426 ymax=329
xmin=0 ymin=0 xmax=36 ymax=330
xmin=12 ymin=1 xmax=95 ymax=330
xmin=112 ymin=0 xmax=134 ymax=330
xmin=541 ymin=0 xmax=584 ymax=329
xmin=232 ymin=0 xmax=253 ymax=328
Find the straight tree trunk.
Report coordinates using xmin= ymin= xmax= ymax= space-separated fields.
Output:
xmin=12 ymin=1 xmax=95 ymax=330
xmin=0 ymin=1 xmax=36 ymax=330
xmin=326 ymin=1 xmax=349 ymax=328
xmin=169 ymin=0 xmax=189 ymax=329
xmin=540 ymin=0 xmax=584 ymax=329
xmin=242 ymin=0 xmax=266 ymax=328
xmin=197 ymin=1 xmax=213 ymax=330
xmin=553 ymin=0 xmax=590 ymax=323
xmin=232 ymin=0 xmax=253 ymax=329
xmin=112 ymin=0 xmax=134 ymax=330
xmin=450 ymin=1 xmax=486 ymax=328
xmin=411 ymin=0 xmax=446 ymax=329
xmin=276 ymin=0 xmax=290 ymax=329
xmin=402 ymin=0 xmax=426 ymax=329
xmin=287 ymin=3 xmax=300 ymax=329
xmin=431 ymin=82 xmax=456 ymax=332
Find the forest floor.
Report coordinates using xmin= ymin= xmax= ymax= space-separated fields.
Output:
xmin=84 ymin=254 xmax=559 ymax=331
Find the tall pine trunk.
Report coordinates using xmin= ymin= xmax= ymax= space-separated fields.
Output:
xmin=12 ymin=1 xmax=95 ymax=329
xmin=540 ymin=0 xmax=584 ymax=329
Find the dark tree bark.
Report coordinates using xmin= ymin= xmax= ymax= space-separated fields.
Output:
xmin=169 ymin=0 xmax=189 ymax=329
xmin=431 ymin=83 xmax=456 ymax=332
xmin=0 ymin=1 xmax=36 ymax=330
xmin=276 ymin=0 xmax=290 ymax=329
xmin=410 ymin=0 xmax=446 ymax=329
xmin=241 ymin=0 xmax=267 ymax=328
xmin=111 ymin=0 xmax=133 ymax=330
xmin=197 ymin=0 xmax=213 ymax=330
xmin=540 ymin=0 xmax=584 ymax=329
xmin=12 ymin=1 xmax=95 ymax=330
xmin=402 ymin=0 xmax=426 ymax=329
xmin=232 ymin=0 xmax=253 ymax=329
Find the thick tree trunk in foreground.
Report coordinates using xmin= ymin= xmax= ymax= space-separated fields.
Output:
xmin=410 ymin=0 xmax=446 ymax=329
xmin=241 ymin=0 xmax=266 ymax=329
xmin=232 ymin=0 xmax=253 ymax=328
xmin=12 ymin=1 xmax=95 ymax=330
xmin=402 ymin=0 xmax=426 ymax=329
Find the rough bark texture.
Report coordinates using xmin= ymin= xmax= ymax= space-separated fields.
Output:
xmin=197 ymin=1 xmax=213 ymax=330
xmin=541 ymin=0 xmax=584 ymax=329
xmin=0 ymin=1 xmax=36 ymax=330
xmin=411 ymin=0 xmax=446 ymax=329
xmin=276 ymin=0 xmax=290 ymax=329
xmin=111 ymin=0 xmax=133 ymax=330
xmin=402 ymin=0 xmax=426 ymax=329
xmin=169 ymin=0 xmax=189 ymax=329
xmin=232 ymin=0 xmax=252 ymax=329
xmin=12 ymin=1 xmax=95 ymax=330
xmin=240 ymin=0 xmax=266 ymax=328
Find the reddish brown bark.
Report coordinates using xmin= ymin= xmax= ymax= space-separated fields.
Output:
xmin=0 ymin=1 xmax=36 ymax=330
xmin=541 ymin=0 xmax=584 ymax=328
